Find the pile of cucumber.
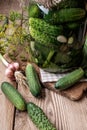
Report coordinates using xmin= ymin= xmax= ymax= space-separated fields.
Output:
xmin=28 ymin=0 xmax=87 ymax=73
xmin=1 ymin=81 xmax=56 ymax=130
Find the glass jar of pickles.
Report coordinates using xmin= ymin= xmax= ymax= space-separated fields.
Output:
xmin=29 ymin=0 xmax=87 ymax=73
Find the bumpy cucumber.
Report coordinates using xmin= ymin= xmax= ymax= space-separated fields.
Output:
xmin=29 ymin=17 xmax=63 ymax=36
xmin=27 ymin=102 xmax=56 ymax=130
xmin=29 ymin=26 xmax=58 ymax=46
xmin=54 ymin=52 xmax=71 ymax=64
xmin=66 ymin=22 xmax=80 ymax=30
xmin=1 ymin=82 xmax=26 ymax=111
xmin=28 ymin=4 xmax=42 ymax=18
xmin=44 ymin=8 xmax=86 ymax=24
xmin=55 ymin=68 xmax=84 ymax=90
xmin=25 ymin=63 xmax=42 ymax=97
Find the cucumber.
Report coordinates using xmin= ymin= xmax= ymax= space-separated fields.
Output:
xmin=1 ymin=82 xmax=26 ymax=111
xmin=25 ymin=63 xmax=42 ymax=97
xmin=34 ymin=42 xmax=54 ymax=59
xmin=54 ymin=52 xmax=71 ymax=64
xmin=55 ymin=68 xmax=84 ymax=90
xmin=29 ymin=17 xmax=63 ymax=36
xmin=42 ymin=50 xmax=55 ymax=67
xmin=28 ymin=4 xmax=42 ymax=18
xmin=27 ymin=102 xmax=56 ymax=130
xmin=29 ymin=26 xmax=58 ymax=46
xmin=66 ymin=22 xmax=80 ymax=30
xmin=44 ymin=8 xmax=86 ymax=24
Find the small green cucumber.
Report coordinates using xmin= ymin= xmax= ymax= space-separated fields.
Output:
xmin=28 ymin=4 xmax=42 ymax=18
xmin=29 ymin=17 xmax=63 ymax=36
xmin=27 ymin=102 xmax=57 ymax=130
xmin=66 ymin=22 xmax=80 ymax=30
xmin=44 ymin=8 xmax=86 ymax=24
xmin=55 ymin=68 xmax=84 ymax=90
xmin=29 ymin=26 xmax=58 ymax=46
xmin=25 ymin=63 xmax=42 ymax=97
xmin=1 ymin=82 xmax=26 ymax=111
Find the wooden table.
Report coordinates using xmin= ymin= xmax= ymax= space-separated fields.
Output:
xmin=1 ymin=61 xmax=87 ymax=130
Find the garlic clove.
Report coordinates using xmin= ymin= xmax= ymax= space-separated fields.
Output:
xmin=57 ymin=35 xmax=67 ymax=43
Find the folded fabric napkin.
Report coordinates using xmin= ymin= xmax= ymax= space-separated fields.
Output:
xmin=40 ymin=68 xmax=67 ymax=83
xmin=40 ymin=68 xmax=87 ymax=83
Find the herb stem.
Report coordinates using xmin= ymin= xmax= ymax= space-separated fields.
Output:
xmin=0 ymin=53 xmax=9 ymax=67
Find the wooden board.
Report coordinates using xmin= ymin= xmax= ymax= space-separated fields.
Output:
xmin=1 ymin=61 xmax=87 ymax=130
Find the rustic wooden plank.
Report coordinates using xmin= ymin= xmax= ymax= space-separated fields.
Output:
xmin=0 ymin=61 xmax=15 ymax=130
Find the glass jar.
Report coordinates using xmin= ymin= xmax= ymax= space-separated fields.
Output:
xmin=29 ymin=1 xmax=87 ymax=73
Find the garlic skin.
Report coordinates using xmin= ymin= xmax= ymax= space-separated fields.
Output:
xmin=0 ymin=53 xmax=20 ymax=80
xmin=5 ymin=62 xmax=20 ymax=80
xmin=5 ymin=68 xmax=14 ymax=78
xmin=12 ymin=62 xmax=19 ymax=70
xmin=8 ymin=62 xmax=19 ymax=71
xmin=8 ymin=64 xmax=15 ymax=71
